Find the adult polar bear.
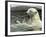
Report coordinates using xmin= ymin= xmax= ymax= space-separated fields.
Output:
xmin=24 ymin=8 xmax=42 ymax=31
xmin=11 ymin=8 xmax=42 ymax=31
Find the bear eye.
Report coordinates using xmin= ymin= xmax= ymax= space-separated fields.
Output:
xmin=34 ymin=12 xmax=37 ymax=14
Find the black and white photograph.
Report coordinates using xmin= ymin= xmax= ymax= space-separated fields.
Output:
xmin=6 ymin=1 xmax=45 ymax=36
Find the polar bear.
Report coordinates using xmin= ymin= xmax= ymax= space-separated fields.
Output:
xmin=25 ymin=8 xmax=42 ymax=31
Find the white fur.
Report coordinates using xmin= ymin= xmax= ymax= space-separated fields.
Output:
xmin=26 ymin=8 xmax=42 ymax=31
